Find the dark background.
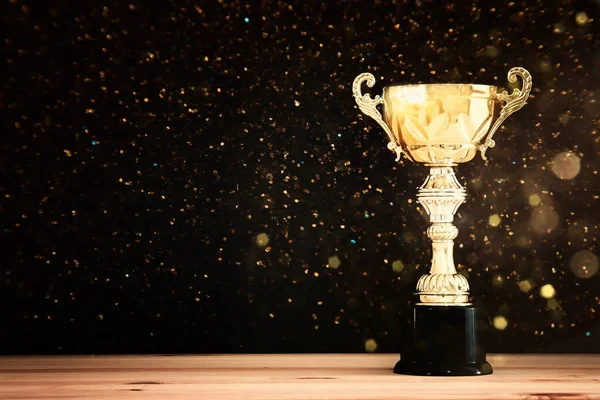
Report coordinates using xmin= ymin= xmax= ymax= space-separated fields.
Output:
xmin=2 ymin=0 xmax=599 ymax=354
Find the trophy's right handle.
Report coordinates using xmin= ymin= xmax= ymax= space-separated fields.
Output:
xmin=352 ymin=73 xmax=404 ymax=161
xmin=480 ymin=67 xmax=532 ymax=160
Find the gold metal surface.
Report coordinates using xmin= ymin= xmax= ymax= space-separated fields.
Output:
xmin=353 ymin=68 xmax=531 ymax=164
xmin=416 ymin=166 xmax=469 ymax=304
xmin=352 ymin=68 xmax=532 ymax=304
xmin=383 ymin=83 xmax=495 ymax=163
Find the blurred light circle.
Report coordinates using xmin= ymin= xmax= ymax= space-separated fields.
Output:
xmin=493 ymin=316 xmax=508 ymax=330
xmin=328 ymin=255 xmax=341 ymax=269
xmin=392 ymin=260 xmax=404 ymax=272
xmin=551 ymin=151 xmax=581 ymax=180
xmin=575 ymin=12 xmax=589 ymax=26
xmin=518 ymin=280 xmax=533 ymax=292
xmin=515 ymin=235 xmax=531 ymax=248
xmin=528 ymin=193 xmax=541 ymax=207
xmin=466 ymin=252 xmax=479 ymax=265
xmin=255 ymin=233 xmax=270 ymax=248
xmin=492 ymin=274 xmax=504 ymax=288
xmin=583 ymin=90 xmax=600 ymax=118
xmin=485 ymin=45 xmax=500 ymax=58
xmin=521 ymin=171 xmax=549 ymax=197
xmin=567 ymin=220 xmax=591 ymax=243
xmin=530 ymin=205 xmax=559 ymax=234
xmin=569 ymin=250 xmax=599 ymax=279
xmin=540 ymin=284 xmax=556 ymax=299
xmin=365 ymin=338 xmax=377 ymax=352
xmin=538 ymin=60 xmax=552 ymax=72
xmin=488 ymin=214 xmax=501 ymax=227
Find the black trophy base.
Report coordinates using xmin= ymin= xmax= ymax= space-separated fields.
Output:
xmin=394 ymin=304 xmax=493 ymax=376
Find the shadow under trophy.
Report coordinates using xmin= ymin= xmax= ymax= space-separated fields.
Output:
xmin=352 ymin=67 xmax=532 ymax=376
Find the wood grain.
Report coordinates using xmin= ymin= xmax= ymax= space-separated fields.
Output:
xmin=0 ymin=354 xmax=598 ymax=400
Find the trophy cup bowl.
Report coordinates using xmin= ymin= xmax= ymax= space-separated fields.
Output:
xmin=384 ymin=84 xmax=498 ymax=163
xmin=352 ymin=68 xmax=532 ymax=376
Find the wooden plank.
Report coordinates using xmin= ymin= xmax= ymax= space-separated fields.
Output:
xmin=0 ymin=354 xmax=598 ymax=400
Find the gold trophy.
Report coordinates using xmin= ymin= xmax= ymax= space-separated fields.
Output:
xmin=352 ymin=67 xmax=532 ymax=375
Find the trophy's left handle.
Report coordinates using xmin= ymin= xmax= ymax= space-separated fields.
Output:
xmin=352 ymin=73 xmax=404 ymax=161
xmin=480 ymin=67 xmax=532 ymax=160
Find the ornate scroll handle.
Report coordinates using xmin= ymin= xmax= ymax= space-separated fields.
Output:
xmin=352 ymin=73 xmax=404 ymax=161
xmin=479 ymin=67 xmax=532 ymax=160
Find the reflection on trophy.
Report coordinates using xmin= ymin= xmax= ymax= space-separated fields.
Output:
xmin=352 ymin=68 xmax=532 ymax=376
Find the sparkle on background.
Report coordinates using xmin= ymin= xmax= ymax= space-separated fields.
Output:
xmin=2 ymin=0 xmax=600 ymax=354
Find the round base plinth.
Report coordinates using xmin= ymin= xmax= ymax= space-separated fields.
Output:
xmin=394 ymin=360 xmax=492 ymax=376
xmin=394 ymin=305 xmax=492 ymax=376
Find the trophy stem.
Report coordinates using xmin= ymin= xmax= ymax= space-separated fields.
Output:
xmin=416 ymin=165 xmax=470 ymax=305
xmin=395 ymin=165 xmax=492 ymax=376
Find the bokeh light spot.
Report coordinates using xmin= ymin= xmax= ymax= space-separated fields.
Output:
xmin=558 ymin=113 xmax=570 ymax=125
xmin=466 ymin=253 xmax=479 ymax=265
xmin=255 ymin=233 xmax=270 ymax=248
xmin=365 ymin=338 xmax=377 ymax=353
xmin=488 ymin=214 xmax=501 ymax=227
xmin=540 ymin=284 xmax=556 ymax=299
xmin=485 ymin=45 xmax=500 ymax=58
xmin=553 ymin=22 xmax=565 ymax=33
xmin=547 ymin=298 xmax=560 ymax=310
xmin=493 ymin=316 xmax=508 ymax=330
xmin=328 ymin=255 xmax=341 ymax=269
xmin=392 ymin=260 xmax=404 ymax=272
xmin=569 ymin=250 xmax=599 ymax=279
xmin=518 ymin=280 xmax=533 ymax=292
xmin=538 ymin=60 xmax=552 ymax=72
xmin=402 ymin=232 xmax=414 ymax=243
xmin=516 ymin=235 xmax=531 ymax=248
xmin=492 ymin=274 xmax=504 ymax=288
xmin=551 ymin=151 xmax=581 ymax=180
xmin=567 ymin=220 xmax=591 ymax=243
xmin=530 ymin=205 xmax=559 ymax=234
xmin=575 ymin=12 xmax=589 ymax=26
xmin=528 ymin=193 xmax=541 ymax=207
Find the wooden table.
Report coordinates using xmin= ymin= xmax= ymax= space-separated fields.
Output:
xmin=0 ymin=354 xmax=599 ymax=399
